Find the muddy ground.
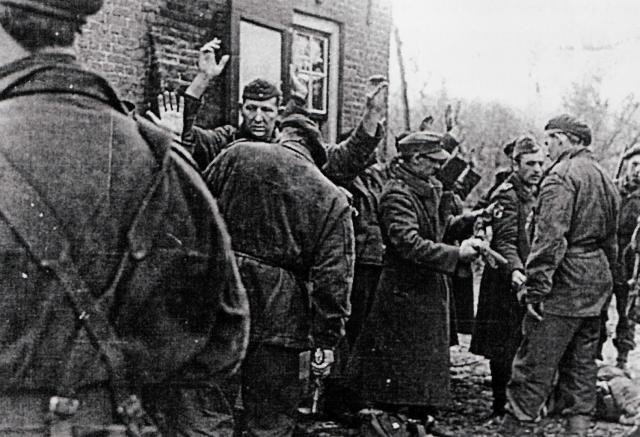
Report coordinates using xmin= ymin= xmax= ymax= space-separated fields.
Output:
xmin=297 ymin=302 xmax=640 ymax=437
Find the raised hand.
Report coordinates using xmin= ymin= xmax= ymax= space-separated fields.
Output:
xmin=146 ymin=90 xmax=184 ymax=136
xmin=289 ymin=63 xmax=308 ymax=100
xmin=198 ymin=38 xmax=230 ymax=79
xmin=361 ymin=75 xmax=388 ymax=136
xmin=365 ymin=75 xmax=388 ymax=117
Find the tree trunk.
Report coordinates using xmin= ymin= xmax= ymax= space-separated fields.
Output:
xmin=394 ymin=25 xmax=411 ymax=132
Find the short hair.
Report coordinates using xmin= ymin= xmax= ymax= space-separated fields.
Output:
xmin=0 ymin=5 xmax=80 ymax=51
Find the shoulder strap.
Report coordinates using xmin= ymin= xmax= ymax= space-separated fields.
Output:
xmin=0 ymin=150 xmax=166 ymax=432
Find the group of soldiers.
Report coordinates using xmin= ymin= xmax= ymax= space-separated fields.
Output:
xmin=0 ymin=1 xmax=636 ymax=437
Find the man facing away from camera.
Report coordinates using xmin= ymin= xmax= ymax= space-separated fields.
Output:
xmin=0 ymin=1 xmax=249 ymax=435
xmin=205 ymin=112 xmax=355 ymax=437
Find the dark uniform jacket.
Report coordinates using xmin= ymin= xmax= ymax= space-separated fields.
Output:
xmin=0 ymin=54 xmax=250 ymax=393
xmin=205 ymin=140 xmax=355 ymax=349
xmin=349 ymin=164 xmax=468 ymax=407
xmin=182 ymin=95 xmax=383 ymax=186
xmin=525 ymin=147 xmax=620 ymax=317
xmin=618 ymin=178 xmax=640 ymax=278
xmin=474 ymin=168 xmax=512 ymax=210
xmin=471 ymin=172 xmax=535 ymax=359
xmin=348 ymin=163 xmax=392 ymax=266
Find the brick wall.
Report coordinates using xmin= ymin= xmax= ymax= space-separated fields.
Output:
xmin=77 ymin=0 xmax=391 ymax=132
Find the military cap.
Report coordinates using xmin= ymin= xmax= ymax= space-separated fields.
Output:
xmin=242 ymin=78 xmax=282 ymax=101
xmin=0 ymin=0 xmax=103 ymax=21
xmin=503 ymin=138 xmax=517 ymax=158
xmin=545 ymin=114 xmax=592 ymax=146
xmin=513 ymin=135 xmax=541 ymax=159
xmin=397 ymin=131 xmax=450 ymax=161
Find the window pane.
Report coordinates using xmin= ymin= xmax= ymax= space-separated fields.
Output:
xmin=311 ymin=76 xmax=326 ymax=112
xmin=239 ymin=21 xmax=282 ymax=101
xmin=292 ymin=29 xmax=329 ymax=114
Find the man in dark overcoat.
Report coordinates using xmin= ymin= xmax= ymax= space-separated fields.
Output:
xmin=0 ymin=1 xmax=250 ymax=434
xmin=348 ymin=131 xmax=482 ymax=420
xmin=471 ymin=135 xmax=545 ymax=417
xmin=501 ymin=115 xmax=620 ymax=437
xmin=205 ymin=114 xmax=355 ymax=436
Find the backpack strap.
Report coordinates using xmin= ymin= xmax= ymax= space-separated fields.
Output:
xmin=0 ymin=149 xmax=166 ymax=435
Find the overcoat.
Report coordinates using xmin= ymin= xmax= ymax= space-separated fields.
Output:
xmin=205 ymin=139 xmax=355 ymax=350
xmin=0 ymin=53 xmax=249 ymax=396
xmin=471 ymin=173 xmax=535 ymax=360
xmin=349 ymin=165 xmax=463 ymax=407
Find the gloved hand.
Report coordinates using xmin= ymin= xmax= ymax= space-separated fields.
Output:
xmin=310 ymin=348 xmax=334 ymax=378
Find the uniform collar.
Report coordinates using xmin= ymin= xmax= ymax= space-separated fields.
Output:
xmin=508 ymin=172 xmax=537 ymax=201
xmin=542 ymin=146 xmax=591 ymax=180
xmin=0 ymin=53 xmax=126 ymax=114
xmin=393 ymin=162 xmax=441 ymax=199
xmin=279 ymin=140 xmax=316 ymax=165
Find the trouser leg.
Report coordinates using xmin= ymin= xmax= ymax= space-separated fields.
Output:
xmin=345 ymin=264 xmax=381 ymax=348
xmin=597 ymin=294 xmax=612 ymax=360
xmin=506 ymin=314 xmax=581 ymax=421
xmin=490 ymin=358 xmax=511 ymax=415
xmin=242 ymin=343 xmax=304 ymax=437
xmin=613 ymin=283 xmax=636 ymax=362
xmin=553 ymin=317 xmax=600 ymax=417
xmin=145 ymin=384 xmax=235 ymax=437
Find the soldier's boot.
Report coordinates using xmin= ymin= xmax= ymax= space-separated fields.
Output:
xmin=617 ymin=350 xmax=629 ymax=370
xmin=498 ymin=412 xmax=541 ymax=437
xmin=564 ymin=414 xmax=591 ymax=437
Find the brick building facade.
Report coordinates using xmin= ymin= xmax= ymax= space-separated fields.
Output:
xmin=77 ymin=0 xmax=392 ymax=142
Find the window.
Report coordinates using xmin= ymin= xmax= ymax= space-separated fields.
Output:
xmin=292 ymin=29 xmax=329 ymax=114
xmin=292 ymin=13 xmax=340 ymax=142
xmin=239 ymin=20 xmax=282 ymax=102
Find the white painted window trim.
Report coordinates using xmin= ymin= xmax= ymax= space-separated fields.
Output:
xmin=293 ymin=13 xmax=340 ymax=143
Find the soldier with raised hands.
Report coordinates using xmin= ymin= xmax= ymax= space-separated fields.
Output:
xmin=151 ymin=38 xmax=387 ymax=186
